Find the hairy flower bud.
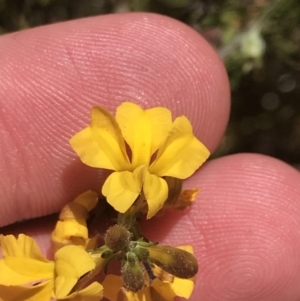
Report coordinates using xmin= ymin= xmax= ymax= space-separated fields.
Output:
xmin=105 ymin=224 xmax=131 ymax=253
xmin=147 ymin=245 xmax=198 ymax=278
xmin=121 ymin=252 xmax=145 ymax=292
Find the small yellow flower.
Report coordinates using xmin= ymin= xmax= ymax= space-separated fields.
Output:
xmin=0 ymin=234 xmax=54 ymax=301
xmin=70 ymin=102 xmax=210 ymax=218
xmin=51 ymin=190 xmax=100 ymax=250
xmin=102 ymin=246 xmax=195 ymax=301
xmin=0 ymin=234 xmax=105 ymax=301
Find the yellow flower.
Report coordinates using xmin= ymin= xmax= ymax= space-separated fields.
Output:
xmin=102 ymin=246 xmax=195 ymax=301
xmin=0 ymin=234 xmax=54 ymax=301
xmin=70 ymin=102 xmax=210 ymax=218
xmin=0 ymin=234 xmax=105 ymax=301
xmin=53 ymin=245 xmax=103 ymax=301
xmin=51 ymin=190 xmax=100 ymax=250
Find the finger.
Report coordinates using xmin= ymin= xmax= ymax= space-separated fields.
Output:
xmin=0 ymin=215 xmax=56 ymax=257
xmin=144 ymin=154 xmax=300 ymax=301
xmin=0 ymin=13 xmax=230 ymax=226
xmin=6 ymin=153 xmax=300 ymax=301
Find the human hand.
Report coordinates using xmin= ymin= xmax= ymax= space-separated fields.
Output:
xmin=1 ymin=13 xmax=300 ymax=301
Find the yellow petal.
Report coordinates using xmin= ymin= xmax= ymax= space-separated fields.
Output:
xmin=54 ymin=275 xmax=76 ymax=299
xmin=149 ymin=116 xmax=210 ymax=178
xmin=70 ymin=106 xmax=131 ymax=171
xmin=151 ymin=245 xmax=195 ymax=299
xmin=167 ymin=276 xmax=194 ymax=299
xmin=59 ymin=203 xmax=89 ymax=221
xmin=55 ymin=245 xmax=95 ymax=277
xmin=0 ymin=260 xmax=53 ymax=287
xmin=0 ymin=234 xmax=54 ymax=301
xmin=151 ymin=279 xmax=175 ymax=301
xmin=0 ymin=234 xmax=54 ymax=285
xmin=143 ymin=172 xmax=168 ymax=219
xmin=70 ymin=127 xmax=110 ymax=169
xmin=91 ymin=106 xmax=131 ymax=170
xmin=177 ymin=245 xmax=194 ymax=253
xmin=0 ymin=234 xmax=50 ymax=262
xmin=3 ymin=258 xmax=54 ymax=280
xmin=152 ymin=276 xmax=194 ymax=300
xmin=102 ymin=275 xmax=153 ymax=301
xmin=52 ymin=191 xmax=99 ymax=251
xmin=151 ymin=265 xmax=174 ymax=283
xmin=57 ymin=282 xmax=103 ymax=301
xmin=51 ymin=219 xmax=88 ymax=250
xmin=53 ymin=219 xmax=88 ymax=240
xmin=54 ymin=245 xmax=96 ymax=298
xmin=120 ymin=289 xmax=153 ymax=301
xmin=75 ymin=248 xmax=108 ymax=290
xmin=102 ymin=167 xmax=145 ymax=213
xmin=0 ymin=261 xmax=34 ymax=286
xmin=169 ymin=245 xmax=195 ymax=298
xmin=0 ymin=280 xmax=53 ymax=301
xmin=74 ymin=190 xmax=99 ymax=211
xmin=116 ymin=102 xmax=172 ymax=168
xmin=176 ymin=189 xmax=199 ymax=209
xmin=102 ymin=275 xmax=122 ymax=301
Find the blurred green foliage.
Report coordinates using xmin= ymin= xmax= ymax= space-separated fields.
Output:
xmin=1 ymin=0 xmax=300 ymax=165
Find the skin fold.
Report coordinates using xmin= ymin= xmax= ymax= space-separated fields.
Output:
xmin=0 ymin=13 xmax=300 ymax=301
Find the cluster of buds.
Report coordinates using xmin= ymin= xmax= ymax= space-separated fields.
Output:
xmin=92 ymin=224 xmax=198 ymax=293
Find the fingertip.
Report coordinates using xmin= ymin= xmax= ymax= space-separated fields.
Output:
xmin=173 ymin=154 xmax=300 ymax=301
xmin=1 ymin=12 xmax=229 ymax=148
xmin=0 ymin=13 xmax=229 ymax=226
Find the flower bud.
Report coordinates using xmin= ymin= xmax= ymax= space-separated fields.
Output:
xmin=105 ymin=225 xmax=131 ymax=253
xmin=147 ymin=245 xmax=198 ymax=278
xmin=121 ymin=252 xmax=145 ymax=292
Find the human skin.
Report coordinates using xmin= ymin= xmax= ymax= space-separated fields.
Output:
xmin=1 ymin=13 xmax=300 ymax=301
